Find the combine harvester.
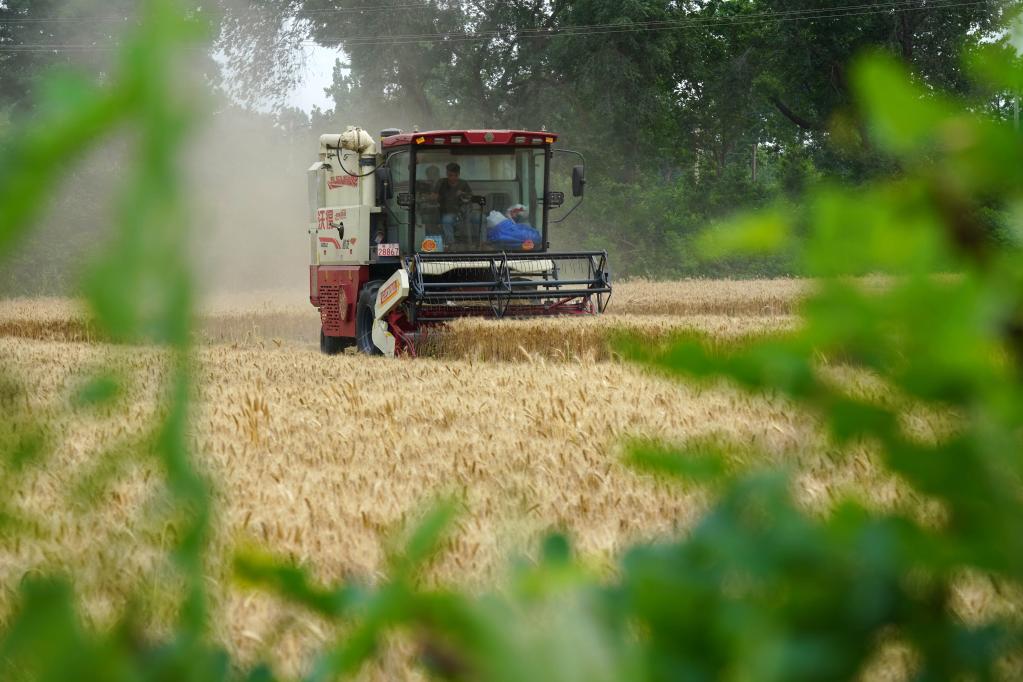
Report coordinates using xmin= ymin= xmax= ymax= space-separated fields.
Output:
xmin=308 ymin=127 xmax=611 ymax=356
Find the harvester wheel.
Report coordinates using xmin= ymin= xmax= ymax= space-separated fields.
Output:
xmin=320 ymin=328 xmax=353 ymax=355
xmin=355 ymin=280 xmax=384 ymax=356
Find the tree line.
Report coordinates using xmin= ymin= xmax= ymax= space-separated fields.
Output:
xmin=1 ymin=0 xmax=1016 ymax=280
xmin=297 ymin=0 xmax=1013 ymax=275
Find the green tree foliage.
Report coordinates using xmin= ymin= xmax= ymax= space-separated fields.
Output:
xmin=0 ymin=0 xmax=227 ymax=117
xmin=0 ymin=0 xmax=63 ymax=114
xmin=2 ymin=1 xmax=1011 ymax=280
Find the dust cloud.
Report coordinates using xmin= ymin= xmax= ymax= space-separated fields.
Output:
xmin=0 ymin=0 xmax=331 ymax=300
xmin=186 ymin=103 xmax=319 ymax=297
xmin=0 ymin=0 xmax=598 ymax=299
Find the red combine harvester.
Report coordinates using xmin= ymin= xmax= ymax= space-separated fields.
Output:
xmin=308 ymin=126 xmax=611 ymax=356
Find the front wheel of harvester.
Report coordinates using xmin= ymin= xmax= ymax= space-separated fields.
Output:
xmin=320 ymin=328 xmax=354 ymax=355
xmin=355 ymin=280 xmax=384 ymax=355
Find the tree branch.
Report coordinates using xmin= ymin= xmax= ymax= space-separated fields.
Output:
xmin=769 ymin=96 xmax=819 ymax=130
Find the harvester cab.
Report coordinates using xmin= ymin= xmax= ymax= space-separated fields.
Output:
xmin=308 ymin=126 xmax=611 ymax=356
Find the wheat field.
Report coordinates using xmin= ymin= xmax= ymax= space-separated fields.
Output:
xmin=1 ymin=279 xmax=980 ymax=678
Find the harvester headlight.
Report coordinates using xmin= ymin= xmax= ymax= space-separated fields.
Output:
xmin=415 ymin=136 xmax=426 ymax=144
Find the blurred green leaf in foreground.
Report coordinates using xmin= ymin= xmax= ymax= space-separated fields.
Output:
xmin=0 ymin=0 xmax=224 ymax=679
xmin=614 ymin=46 xmax=1023 ymax=680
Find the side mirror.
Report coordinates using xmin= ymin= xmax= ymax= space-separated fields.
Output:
xmin=546 ymin=191 xmax=565 ymax=208
xmin=572 ymin=166 xmax=586 ymax=197
xmin=397 ymin=192 xmax=412 ymax=209
xmin=550 ymin=149 xmax=586 ymax=224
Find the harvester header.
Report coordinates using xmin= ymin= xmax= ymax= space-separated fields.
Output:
xmin=307 ymin=125 xmax=611 ymax=356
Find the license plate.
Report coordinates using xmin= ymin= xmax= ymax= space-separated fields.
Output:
xmin=377 ymin=243 xmax=400 ymax=257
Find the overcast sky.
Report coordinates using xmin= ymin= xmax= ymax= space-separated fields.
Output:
xmin=288 ymin=44 xmax=342 ymax=112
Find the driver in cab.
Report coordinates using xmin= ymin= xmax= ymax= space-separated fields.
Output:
xmin=437 ymin=162 xmax=472 ymax=244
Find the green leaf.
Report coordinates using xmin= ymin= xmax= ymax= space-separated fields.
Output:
xmin=234 ymin=550 xmax=362 ymax=618
xmin=71 ymin=372 xmax=122 ymax=409
xmin=698 ymin=208 xmax=793 ymax=260
xmin=851 ymin=52 xmax=951 ymax=156
xmin=391 ymin=499 xmax=458 ymax=578
xmin=626 ymin=438 xmax=731 ymax=485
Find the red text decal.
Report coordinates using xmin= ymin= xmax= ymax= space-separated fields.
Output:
xmin=328 ymin=175 xmax=359 ymax=189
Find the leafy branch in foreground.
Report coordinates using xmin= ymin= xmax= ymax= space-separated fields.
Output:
xmin=0 ymin=0 xmax=226 ymax=679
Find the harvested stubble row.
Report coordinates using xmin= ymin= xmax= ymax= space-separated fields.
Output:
xmin=0 ymin=296 xmax=316 ymax=345
xmin=425 ymin=314 xmax=798 ymax=362
xmin=0 ymin=297 xmax=95 ymax=342
xmin=0 ymin=335 xmax=908 ymax=677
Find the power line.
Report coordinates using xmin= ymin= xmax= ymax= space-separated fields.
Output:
xmin=0 ymin=0 xmax=993 ymax=52
xmin=297 ymin=2 xmax=433 ymax=15
xmin=0 ymin=2 xmax=433 ymax=24
xmin=316 ymin=0 xmax=991 ymax=46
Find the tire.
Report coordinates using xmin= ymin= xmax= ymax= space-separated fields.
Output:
xmin=320 ymin=328 xmax=354 ymax=355
xmin=355 ymin=280 xmax=384 ymax=355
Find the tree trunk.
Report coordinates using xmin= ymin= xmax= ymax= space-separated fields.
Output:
xmin=398 ymin=64 xmax=434 ymax=126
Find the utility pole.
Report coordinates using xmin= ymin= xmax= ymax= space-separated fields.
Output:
xmin=752 ymin=140 xmax=758 ymax=183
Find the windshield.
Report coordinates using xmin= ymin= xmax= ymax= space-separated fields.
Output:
xmin=412 ymin=147 xmax=546 ymax=254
